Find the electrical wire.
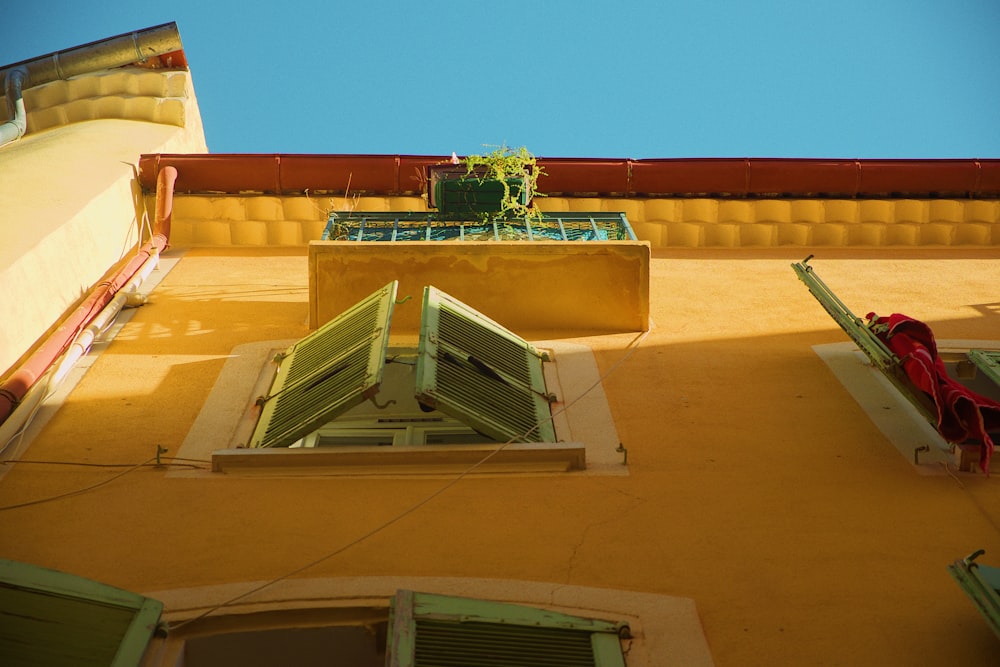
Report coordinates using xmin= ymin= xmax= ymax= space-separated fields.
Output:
xmin=0 ymin=455 xmax=213 ymax=511
xmin=167 ymin=327 xmax=651 ymax=631
xmin=0 ymin=456 xmax=158 ymax=511
xmin=3 ymin=458 xmax=210 ymax=470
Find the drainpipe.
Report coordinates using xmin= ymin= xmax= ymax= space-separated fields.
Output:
xmin=0 ymin=68 xmax=27 ymax=147
xmin=0 ymin=22 xmax=182 ymax=148
xmin=0 ymin=166 xmax=178 ymax=438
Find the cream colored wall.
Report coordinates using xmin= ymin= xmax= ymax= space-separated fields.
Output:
xmin=0 ymin=69 xmax=207 ymax=378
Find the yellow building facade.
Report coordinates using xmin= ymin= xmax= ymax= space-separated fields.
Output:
xmin=1 ymin=24 xmax=999 ymax=666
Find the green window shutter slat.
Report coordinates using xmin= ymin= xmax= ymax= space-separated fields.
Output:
xmin=967 ymin=349 xmax=1000 ymax=389
xmin=386 ymin=590 xmax=627 ymax=667
xmin=0 ymin=559 xmax=163 ymax=667
xmin=414 ymin=286 xmax=556 ymax=443
xmin=249 ymin=281 xmax=397 ymax=448
xmin=791 ymin=259 xmax=897 ymax=370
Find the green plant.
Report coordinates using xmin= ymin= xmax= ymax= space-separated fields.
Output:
xmin=461 ymin=144 xmax=546 ymax=220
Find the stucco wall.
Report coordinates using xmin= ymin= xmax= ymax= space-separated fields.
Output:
xmin=0 ymin=69 xmax=207 ymax=378
xmin=308 ymin=240 xmax=650 ymax=335
xmin=159 ymin=193 xmax=1000 ymax=249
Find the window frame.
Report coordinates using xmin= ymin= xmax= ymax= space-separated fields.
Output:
xmin=294 ymin=417 xmax=495 ymax=448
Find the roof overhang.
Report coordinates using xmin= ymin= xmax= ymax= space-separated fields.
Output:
xmin=138 ymin=154 xmax=1000 ymax=199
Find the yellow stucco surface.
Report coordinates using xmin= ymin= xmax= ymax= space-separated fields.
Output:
xmin=308 ymin=240 xmax=650 ymax=334
xmin=0 ymin=68 xmax=206 ymax=378
xmin=1 ymin=245 xmax=998 ymax=665
xmin=165 ymin=193 xmax=1000 ymax=248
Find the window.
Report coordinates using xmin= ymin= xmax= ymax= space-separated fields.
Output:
xmin=385 ymin=590 xmax=629 ymax=667
xmin=0 ymin=558 xmax=163 ymax=667
xmin=793 ymin=257 xmax=1000 ymax=473
xmin=193 ymin=281 xmax=614 ymax=474
xmin=248 ymin=281 xmax=556 ymax=451
xmin=177 ymin=293 xmax=625 ymax=475
xmin=290 ymin=352 xmax=498 ymax=448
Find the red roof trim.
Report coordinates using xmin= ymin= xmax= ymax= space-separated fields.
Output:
xmin=138 ymin=154 xmax=1000 ymax=198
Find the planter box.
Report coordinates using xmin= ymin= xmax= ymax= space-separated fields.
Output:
xmin=427 ymin=164 xmax=529 ymax=214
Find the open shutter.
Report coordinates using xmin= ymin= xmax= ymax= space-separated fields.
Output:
xmin=968 ymin=349 xmax=1000 ymax=389
xmin=414 ymin=286 xmax=556 ymax=443
xmin=386 ymin=590 xmax=628 ymax=667
xmin=791 ymin=258 xmax=938 ymax=421
xmin=249 ymin=281 xmax=397 ymax=448
xmin=791 ymin=258 xmax=898 ymax=371
xmin=947 ymin=550 xmax=1000 ymax=640
xmin=0 ymin=559 xmax=163 ymax=667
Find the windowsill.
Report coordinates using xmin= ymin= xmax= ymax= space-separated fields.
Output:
xmin=211 ymin=442 xmax=586 ymax=475
xmin=813 ymin=339 xmax=999 ymax=474
xmin=173 ymin=339 xmax=626 ymax=477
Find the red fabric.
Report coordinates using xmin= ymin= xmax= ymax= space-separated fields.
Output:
xmin=865 ymin=312 xmax=1000 ymax=475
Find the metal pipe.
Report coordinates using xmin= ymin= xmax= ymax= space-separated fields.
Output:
xmin=0 ymin=22 xmax=182 ymax=92
xmin=0 ymin=165 xmax=178 ymax=428
xmin=0 ymin=68 xmax=27 ymax=147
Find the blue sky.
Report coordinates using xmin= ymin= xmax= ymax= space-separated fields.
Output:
xmin=3 ymin=1 xmax=999 ymax=159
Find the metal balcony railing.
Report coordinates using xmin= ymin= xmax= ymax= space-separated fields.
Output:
xmin=321 ymin=212 xmax=636 ymax=242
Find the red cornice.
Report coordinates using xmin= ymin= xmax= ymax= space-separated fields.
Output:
xmin=137 ymin=154 xmax=1000 ymax=198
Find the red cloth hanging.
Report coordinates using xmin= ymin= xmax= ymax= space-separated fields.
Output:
xmin=865 ymin=313 xmax=999 ymax=475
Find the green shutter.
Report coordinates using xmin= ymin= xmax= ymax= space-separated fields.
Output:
xmin=386 ymin=590 xmax=628 ymax=667
xmin=791 ymin=258 xmax=938 ymax=421
xmin=249 ymin=281 xmax=397 ymax=448
xmin=967 ymin=349 xmax=1000 ymax=389
xmin=791 ymin=258 xmax=897 ymax=371
xmin=947 ymin=550 xmax=1000 ymax=640
xmin=0 ymin=559 xmax=163 ymax=667
xmin=414 ymin=286 xmax=556 ymax=443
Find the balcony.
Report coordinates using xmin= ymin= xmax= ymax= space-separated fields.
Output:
xmin=321 ymin=211 xmax=637 ymax=242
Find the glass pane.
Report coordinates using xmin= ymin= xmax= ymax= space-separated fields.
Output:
xmin=317 ymin=433 xmax=395 ymax=447
xmin=424 ymin=431 xmax=496 ymax=445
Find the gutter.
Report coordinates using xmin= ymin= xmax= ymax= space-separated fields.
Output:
xmin=0 ymin=22 xmax=185 ymax=148
xmin=0 ymin=167 xmax=178 ymax=440
xmin=138 ymin=154 xmax=1000 ymax=199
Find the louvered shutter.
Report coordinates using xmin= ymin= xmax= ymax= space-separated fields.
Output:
xmin=386 ymin=590 xmax=628 ymax=667
xmin=791 ymin=259 xmax=897 ymax=371
xmin=414 ymin=286 xmax=556 ymax=443
xmin=968 ymin=349 xmax=1000 ymax=389
xmin=791 ymin=259 xmax=938 ymax=420
xmin=249 ymin=281 xmax=397 ymax=448
xmin=0 ymin=559 xmax=163 ymax=667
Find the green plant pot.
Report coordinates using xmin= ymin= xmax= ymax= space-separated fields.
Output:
xmin=427 ymin=164 xmax=531 ymax=215
xmin=435 ymin=177 xmax=527 ymax=215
